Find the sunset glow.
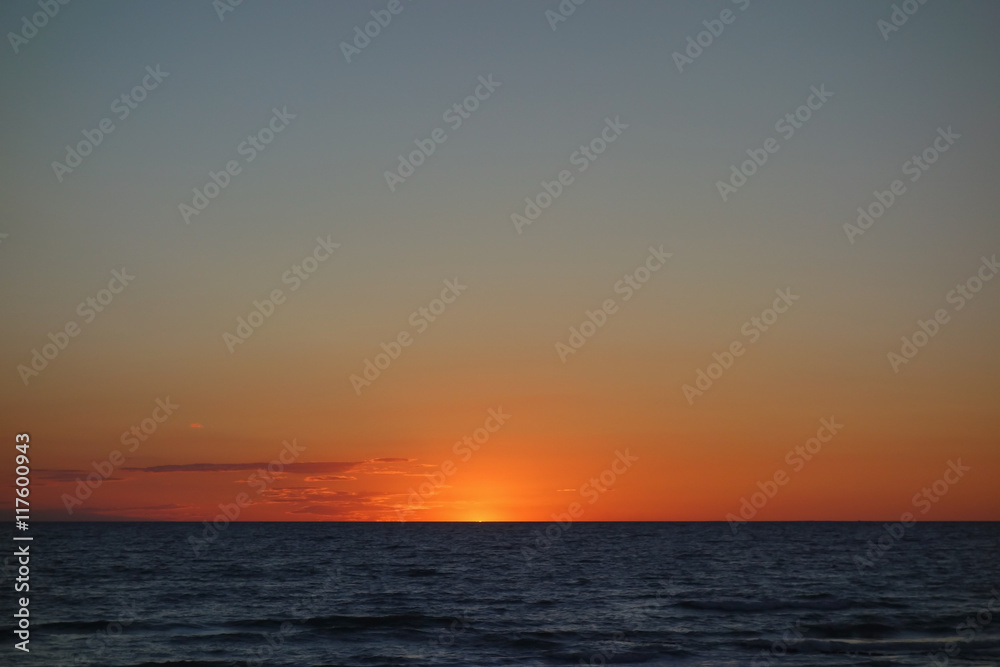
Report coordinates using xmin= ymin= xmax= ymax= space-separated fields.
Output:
xmin=1 ymin=1 xmax=997 ymax=527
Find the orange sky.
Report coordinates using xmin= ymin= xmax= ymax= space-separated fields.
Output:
xmin=15 ymin=339 xmax=1000 ymax=522
xmin=2 ymin=2 xmax=999 ymax=524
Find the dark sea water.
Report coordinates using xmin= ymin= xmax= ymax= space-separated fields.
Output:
xmin=8 ymin=522 xmax=1000 ymax=666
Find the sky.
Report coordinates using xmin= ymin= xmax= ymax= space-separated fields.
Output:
xmin=1 ymin=0 xmax=998 ymax=522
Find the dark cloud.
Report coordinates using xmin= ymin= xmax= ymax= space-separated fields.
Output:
xmin=123 ymin=462 xmax=360 ymax=474
xmin=36 ymin=469 xmax=129 ymax=482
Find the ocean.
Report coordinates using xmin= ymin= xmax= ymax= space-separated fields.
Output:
xmin=10 ymin=522 xmax=1000 ymax=666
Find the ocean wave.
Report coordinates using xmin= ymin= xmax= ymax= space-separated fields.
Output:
xmin=788 ymin=636 xmax=1000 ymax=655
xmin=805 ymin=620 xmax=901 ymax=639
xmin=678 ymin=597 xmax=852 ymax=612
xmin=299 ymin=612 xmax=460 ymax=630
